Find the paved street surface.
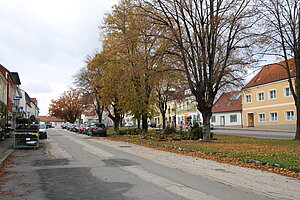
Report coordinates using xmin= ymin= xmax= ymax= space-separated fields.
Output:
xmin=0 ymin=129 xmax=299 ymax=200
xmin=212 ymin=129 xmax=295 ymax=140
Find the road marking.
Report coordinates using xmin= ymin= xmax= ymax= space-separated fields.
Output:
xmin=123 ymin=165 xmax=220 ymax=200
xmin=65 ymin=135 xmax=114 ymax=158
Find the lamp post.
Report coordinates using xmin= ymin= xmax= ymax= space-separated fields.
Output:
xmin=13 ymin=96 xmax=21 ymax=131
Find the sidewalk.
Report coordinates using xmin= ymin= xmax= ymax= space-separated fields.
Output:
xmin=0 ymin=135 xmax=14 ymax=164
xmin=214 ymin=126 xmax=296 ymax=133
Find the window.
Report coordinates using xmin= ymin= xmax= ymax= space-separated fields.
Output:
xmin=269 ymin=89 xmax=277 ymax=100
xmin=258 ymin=113 xmax=266 ymax=123
xmin=230 ymin=93 xmax=241 ymax=100
xmin=270 ymin=112 xmax=278 ymax=122
xmin=211 ymin=115 xmax=216 ymax=123
xmin=285 ymin=111 xmax=294 ymax=121
xmin=257 ymin=92 xmax=264 ymax=101
xmin=284 ymin=87 xmax=292 ymax=97
xmin=245 ymin=94 xmax=252 ymax=103
xmin=230 ymin=114 xmax=237 ymax=123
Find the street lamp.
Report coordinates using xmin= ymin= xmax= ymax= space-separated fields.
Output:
xmin=13 ymin=96 xmax=22 ymax=131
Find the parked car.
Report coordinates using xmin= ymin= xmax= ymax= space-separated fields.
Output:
xmin=39 ymin=122 xmax=47 ymax=139
xmin=78 ymin=124 xmax=85 ymax=134
xmin=124 ymin=123 xmax=133 ymax=127
xmin=45 ymin=122 xmax=52 ymax=128
xmin=148 ymin=122 xmax=156 ymax=128
xmin=86 ymin=123 xmax=107 ymax=137
xmin=72 ymin=124 xmax=80 ymax=132
xmin=66 ymin=123 xmax=73 ymax=130
xmin=69 ymin=124 xmax=76 ymax=131
xmin=61 ymin=123 xmax=67 ymax=129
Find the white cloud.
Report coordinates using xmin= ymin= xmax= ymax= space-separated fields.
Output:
xmin=0 ymin=0 xmax=118 ymax=115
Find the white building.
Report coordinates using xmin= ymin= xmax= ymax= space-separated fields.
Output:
xmin=211 ymin=91 xmax=242 ymax=127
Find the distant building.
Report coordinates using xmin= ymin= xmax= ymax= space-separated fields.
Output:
xmin=212 ymin=91 xmax=242 ymax=127
xmin=39 ymin=116 xmax=64 ymax=127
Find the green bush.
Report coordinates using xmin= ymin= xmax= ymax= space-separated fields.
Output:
xmin=190 ymin=123 xmax=202 ymax=139
xmin=126 ymin=128 xmax=142 ymax=135
xmin=115 ymin=128 xmax=127 ymax=135
xmin=163 ymin=126 xmax=177 ymax=135
xmin=115 ymin=128 xmax=143 ymax=135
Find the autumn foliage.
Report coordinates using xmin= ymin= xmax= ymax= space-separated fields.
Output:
xmin=48 ymin=89 xmax=88 ymax=123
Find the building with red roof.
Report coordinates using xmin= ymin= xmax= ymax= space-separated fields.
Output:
xmin=211 ymin=91 xmax=242 ymax=127
xmin=39 ymin=116 xmax=64 ymax=128
xmin=242 ymin=58 xmax=296 ymax=129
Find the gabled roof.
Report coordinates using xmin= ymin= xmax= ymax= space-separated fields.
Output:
xmin=244 ymin=58 xmax=295 ymax=89
xmin=212 ymin=91 xmax=242 ymax=113
xmin=10 ymin=72 xmax=21 ymax=85
xmin=39 ymin=116 xmax=64 ymax=122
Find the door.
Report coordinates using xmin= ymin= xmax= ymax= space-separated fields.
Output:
xmin=220 ymin=116 xmax=225 ymax=126
xmin=248 ymin=113 xmax=254 ymax=127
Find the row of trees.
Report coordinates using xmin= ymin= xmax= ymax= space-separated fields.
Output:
xmin=50 ymin=0 xmax=299 ymax=141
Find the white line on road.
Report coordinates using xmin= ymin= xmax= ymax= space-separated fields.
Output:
xmin=65 ymin=135 xmax=114 ymax=158
xmin=123 ymin=165 xmax=220 ymax=200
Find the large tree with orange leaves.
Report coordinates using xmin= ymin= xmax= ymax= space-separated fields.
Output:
xmin=49 ymin=89 xmax=87 ymax=123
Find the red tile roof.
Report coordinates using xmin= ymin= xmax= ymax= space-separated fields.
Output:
xmin=39 ymin=116 xmax=64 ymax=122
xmin=212 ymin=91 xmax=242 ymax=113
xmin=244 ymin=58 xmax=295 ymax=89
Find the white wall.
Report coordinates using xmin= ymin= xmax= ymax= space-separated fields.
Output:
xmin=211 ymin=111 xmax=242 ymax=127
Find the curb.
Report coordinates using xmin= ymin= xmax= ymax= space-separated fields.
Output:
xmin=214 ymin=127 xmax=295 ymax=133
xmin=0 ymin=149 xmax=15 ymax=165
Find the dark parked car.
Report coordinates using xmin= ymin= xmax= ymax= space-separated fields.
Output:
xmin=66 ymin=124 xmax=73 ymax=130
xmin=73 ymin=124 xmax=80 ymax=132
xmin=86 ymin=123 xmax=107 ymax=137
xmin=69 ymin=124 xmax=76 ymax=131
xmin=148 ymin=122 xmax=156 ymax=128
xmin=45 ymin=122 xmax=52 ymax=128
xmin=61 ymin=123 xmax=67 ymax=129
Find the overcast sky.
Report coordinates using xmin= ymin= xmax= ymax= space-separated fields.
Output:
xmin=0 ymin=0 xmax=118 ymax=115
xmin=0 ymin=0 xmax=277 ymax=116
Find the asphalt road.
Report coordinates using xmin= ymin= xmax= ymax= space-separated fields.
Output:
xmin=212 ymin=129 xmax=295 ymax=140
xmin=0 ymin=129 xmax=274 ymax=200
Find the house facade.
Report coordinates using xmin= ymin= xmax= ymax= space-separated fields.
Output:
xmin=153 ymin=99 xmax=177 ymax=128
xmin=29 ymin=98 xmax=39 ymax=118
xmin=211 ymin=91 xmax=242 ymax=127
xmin=176 ymin=95 xmax=201 ymax=128
xmin=242 ymin=59 xmax=296 ymax=129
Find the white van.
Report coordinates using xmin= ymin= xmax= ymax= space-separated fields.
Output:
xmin=39 ymin=122 xmax=47 ymax=139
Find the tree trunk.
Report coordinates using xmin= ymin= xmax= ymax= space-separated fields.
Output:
xmin=201 ymin=112 xmax=212 ymax=142
xmin=295 ymin=55 xmax=300 ymax=140
xmin=142 ymin=114 xmax=148 ymax=132
xmin=114 ymin=114 xmax=120 ymax=131
xmin=162 ymin=112 xmax=166 ymax=129
xmin=97 ymin=106 xmax=104 ymax=123
xmin=137 ymin=118 xmax=141 ymax=129
xmin=296 ymin=105 xmax=300 ymax=140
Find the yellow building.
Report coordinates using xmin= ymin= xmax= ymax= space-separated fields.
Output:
xmin=242 ymin=59 xmax=296 ymax=129
xmin=153 ymin=99 xmax=177 ymax=128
